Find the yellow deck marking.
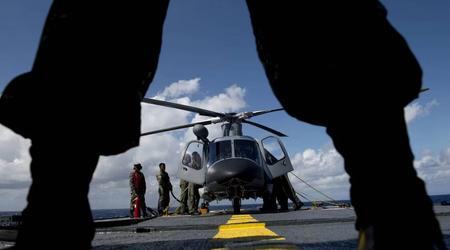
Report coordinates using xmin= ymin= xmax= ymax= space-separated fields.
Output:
xmin=226 ymin=214 xmax=258 ymax=224
xmin=213 ymin=214 xmax=285 ymax=240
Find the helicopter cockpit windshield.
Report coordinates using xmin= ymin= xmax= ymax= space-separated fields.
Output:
xmin=207 ymin=140 xmax=232 ymax=166
xmin=207 ymin=139 xmax=261 ymax=167
xmin=234 ymin=139 xmax=260 ymax=164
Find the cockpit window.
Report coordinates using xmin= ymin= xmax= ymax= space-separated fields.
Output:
xmin=191 ymin=151 xmax=202 ymax=170
xmin=261 ymin=137 xmax=286 ymax=165
xmin=207 ymin=140 xmax=232 ymax=166
xmin=234 ymin=140 xmax=260 ymax=164
xmin=182 ymin=141 xmax=204 ymax=170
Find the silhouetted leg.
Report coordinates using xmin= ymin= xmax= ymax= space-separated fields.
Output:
xmin=163 ymin=190 xmax=170 ymax=214
xmin=246 ymin=1 xmax=445 ymax=248
xmin=180 ymin=184 xmax=189 ymax=213
xmin=158 ymin=187 xmax=163 ymax=215
xmin=276 ymin=192 xmax=289 ymax=211
xmin=261 ymin=176 xmax=277 ymax=212
xmin=175 ymin=182 xmax=189 ymax=214
xmin=326 ymin=108 xmax=445 ymax=249
xmin=1 ymin=1 xmax=170 ymax=248
xmin=188 ymin=182 xmax=197 ymax=214
xmin=28 ymin=1 xmax=170 ymax=156
xmin=280 ymin=175 xmax=303 ymax=209
xmin=140 ymin=195 xmax=148 ymax=217
xmin=130 ymin=194 xmax=136 ymax=218
xmin=194 ymin=185 xmax=201 ymax=211
xmin=15 ymin=140 xmax=99 ymax=249
xmin=273 ymin=177 xmax=288 ymax=211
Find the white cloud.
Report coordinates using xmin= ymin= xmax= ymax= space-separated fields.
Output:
xmin=2 ymin=79 xmax=449 ymax=212
xmin=0 ymin=126 xmax=31 ymax=211
xmin=404 ymin=100 xmax=438 ymax=123
xmin=0 ymin=127 xmax=31 ymax=189
xmin=288 ymin=141 xmax=450 ymax=203
xmin=156 ymin=78 xmax=200 ymax=98
xmin=0 ymin=78 xmax=248 ymax=211
xmin=91 ymin=80 xmax=247 ymax=209
xmin=191 ymin=84 xmax=246 ymax=113
xmin=288 ymin=144 xmax=349 ymax=201
xmin=414 ymin=147 xmax=450 ymax=195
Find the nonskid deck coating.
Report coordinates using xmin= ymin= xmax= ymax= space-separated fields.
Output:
xmin=91 ymin=205 xmax=450 ymax=249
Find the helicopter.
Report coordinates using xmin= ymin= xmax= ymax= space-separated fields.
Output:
xmin=140 ymin=98 xmax=294 ymax=214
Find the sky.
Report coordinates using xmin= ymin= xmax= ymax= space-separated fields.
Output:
xmin=0 ymin=1 xmax=449 ymax=211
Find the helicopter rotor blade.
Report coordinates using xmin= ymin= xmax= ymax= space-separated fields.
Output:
xmin=142 ymin=98 xmax=225 ymax=118
xmin=238 ymin=108 xmax=284 ymax=119
xmin=250 ymin=108 xmax=284 ymax=117
xmin=140 ymin=118 xmax=219 ymax=137
xmin=242 ymin=120 xmax=287 ymax=137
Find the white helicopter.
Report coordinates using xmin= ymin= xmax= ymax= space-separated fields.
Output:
xmin=141 ymin=98 xmax=294 ymax=213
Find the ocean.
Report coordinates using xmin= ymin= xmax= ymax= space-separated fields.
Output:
xmin=2 ymin=194 xmax=450 ymax=220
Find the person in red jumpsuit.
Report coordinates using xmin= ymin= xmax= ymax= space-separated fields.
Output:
xmin=129 ymin=163 xmax=147 ymax=218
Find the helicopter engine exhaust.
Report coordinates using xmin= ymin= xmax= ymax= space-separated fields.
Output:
xmin=221 ymin=123 xmax=243 ymax=136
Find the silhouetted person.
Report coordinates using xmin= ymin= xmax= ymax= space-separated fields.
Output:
xmin=247 ymin=1 xmax=446 ymax=249
xmin=0 ymin=1 xmax=445 ymax=249
xmin=0 ymin=2 xmax=169 ymax=249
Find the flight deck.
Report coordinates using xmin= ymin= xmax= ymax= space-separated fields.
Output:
xmin=2 ymin=205 xmax=450 ymax=249
xmin=91 ymin=205 xmax=450 ymax=249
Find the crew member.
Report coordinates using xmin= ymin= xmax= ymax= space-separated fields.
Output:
xmin=274 ymin=174 xmax=303 ymax=211
xmin=188 ymin=182 xmax=201 ymax=215
xmin=174 ymin=178 xmax=189 ymax=215
xmin=129 ymin=163 xmax=147 ymax=218
xmin=156 ymin=162 xmax=172 ymax=215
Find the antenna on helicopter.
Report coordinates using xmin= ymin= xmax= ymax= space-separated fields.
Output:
xmin=140 ymin=98 xmax=287 ymax=138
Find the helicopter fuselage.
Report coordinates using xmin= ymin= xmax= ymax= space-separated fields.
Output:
xmin=141 ymin=98 xmax=292 ymax=213
xmin=203 ymin=136 xmax=266 ymax=202
xmin=178 ymin=134 xmax=293 ymax=212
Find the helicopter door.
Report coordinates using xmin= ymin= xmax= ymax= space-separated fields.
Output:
xmin=261 ymin=136 xmax=294 ymax=179
xmin=177 ymin=141 xmax=206 ymax=185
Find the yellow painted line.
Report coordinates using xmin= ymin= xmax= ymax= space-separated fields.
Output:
xmin=213 ymin=245 xmax=299 ymax=250
xmin=213 ymin=214 xmax=285 ymax=240
xmin=226 ymin=214 xmax=258 ymax=224
xmin=219 ymin=222 xmax=266 ymax=230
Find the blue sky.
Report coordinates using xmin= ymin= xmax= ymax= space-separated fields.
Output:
xmin=1 ymin=1 xmax=449 ymax=210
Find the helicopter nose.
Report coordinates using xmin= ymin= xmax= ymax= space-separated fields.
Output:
xmin=207 ymin=158 xmax=260 ymax=184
